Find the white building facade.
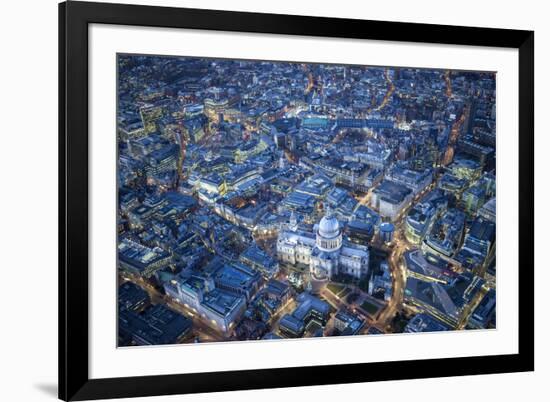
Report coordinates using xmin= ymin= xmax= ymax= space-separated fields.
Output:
xmin=277 ymin=210 xmax=369 ymax=280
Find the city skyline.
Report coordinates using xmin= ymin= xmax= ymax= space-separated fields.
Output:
xmin=117 ymin=54 xmax=496 ymax=346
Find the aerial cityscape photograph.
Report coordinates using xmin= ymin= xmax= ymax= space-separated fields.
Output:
xmin=116 ymin=54 xmax=497 ymax=347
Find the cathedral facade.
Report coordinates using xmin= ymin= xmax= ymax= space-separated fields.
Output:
xmin=277 ymin=210 xmax=370 ymax=280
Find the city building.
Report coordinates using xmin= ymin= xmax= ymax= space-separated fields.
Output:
xmin=405 ymin=190 xmax=448 ymax=244
xmin=239 ymin=245 xmax=279 ymax=279
xmin=279 ymin=292 xmax=331 ymax=338
xmin=277 ymin=208 xmax=369 ymax=280
xmin=478 ymin=197 xmax=496 ymax=223
xmin=386 ymin=164 xmax=432 ymax=195
xmin=469 ymin=288 xmax=496 ymax=329
xmin=405 ymin=275 xmax=464 ymax=327
xmin=457 ymin=136 xmax=495 ymax=167
xmin=118 ymin=281 xmax=150 ymax=312
xmin=164 ymin=275 xmax=247 ymax=334
xmin=368 ymin=261 xmax=393 ymax=301
xmin=118 ymin=304 xmax=193 ymax=346
xmin=404 ymin=249 xmax=457 ymax=285
xmin=371 ymin=180 xmax=413 ymax=221
xmin=199 ymin=173 xmax=227 ymax=195
xmin=345 ymin=219 xmax=375 ymax=245
xmin=462 ymin=184 xmax=486 ymax=216
xmin=404 ymin=313 xmax=450 ymax=333
xmin=456 ymin=217 xmax=496 ymax=270
xmin=438 ymin=172 xmax=468 ymax=196
xmin=449 ymin=158 xmax=482 ymax=182
xmin=422 ymin=209 xmax=466 ymax=259
xmin=213 ymin=263 xmax=262 ymax=301
xmin=333 ymin=309 xmax=365 ymax=336
xmin=118 ymin=237 xmax=172 ymax=278
xmin=379 ymin=222 xmax=395 ymax=244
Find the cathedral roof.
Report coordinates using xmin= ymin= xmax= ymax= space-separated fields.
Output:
xmin=318 ymin=211 xmax=340 ymax=239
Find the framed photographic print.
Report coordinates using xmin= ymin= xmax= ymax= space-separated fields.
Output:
xmin=59 ymin=1 xmax=534 ymax=400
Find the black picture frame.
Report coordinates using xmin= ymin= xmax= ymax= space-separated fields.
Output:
xmin=59 ymin=1 xmax=534 ymax=400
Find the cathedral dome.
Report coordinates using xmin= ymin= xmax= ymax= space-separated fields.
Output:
xmin=318 ymin=213 xmax=340 ymax=239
